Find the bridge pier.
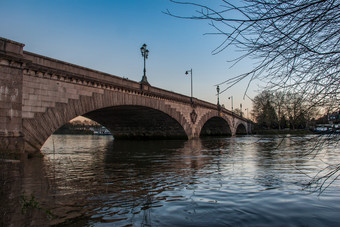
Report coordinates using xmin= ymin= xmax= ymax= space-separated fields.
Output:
xmin=0 ymin=38 xmax=25 ymax=157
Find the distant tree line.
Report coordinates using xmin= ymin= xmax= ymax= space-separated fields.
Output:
xmin=251 ymin=90 xmax=319 ymax=130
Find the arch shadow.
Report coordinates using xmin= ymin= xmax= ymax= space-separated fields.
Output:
xmin=84 ymin=105 xmax=188 ymax=140
xmin=236 ymin=123 xmax=247 ymax=135
xmin=200 ymin=116 xmax=232 ymax=137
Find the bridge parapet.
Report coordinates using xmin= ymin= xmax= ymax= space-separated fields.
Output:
xmin=23 ymin=51 xmax=245 ymax=115
xmin=23 ymin=50 xmax=249 ymax=122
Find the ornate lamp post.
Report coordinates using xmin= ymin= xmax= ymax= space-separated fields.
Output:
xmin=216 ymin=85 xmax=220 ymax=108
xmin=140 ymin=43 xmax=149 ymax=85
xmin=185 ymin=69 xmax=193 ymax=103
xmin=228 ymin=96 xmax=233 ymax=112
xmin=240 ymin=103 xmax=243 ymax=117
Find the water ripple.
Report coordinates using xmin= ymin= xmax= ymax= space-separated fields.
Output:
xmin=33 ymin=135 xmax=340 ymax=226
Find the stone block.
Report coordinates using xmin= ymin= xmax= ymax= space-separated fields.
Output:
xmin=46 ymin=90 xmax=58 ymax=98
xmin=33 ymin=89 xmax=48 ymax=96
xmin=28 ymin=94 xmax=39 ymax=101
xmin=67 ymin=93 xmax=79 ymax=100
xmin=58 ymin=97 xmax=68 ymax=103
xmin=25 ymin=81 xmax=41 ymax=89
xmin=22 ymin=105 xmax=32 ymax=112
xmin=22 ymin=87 xmax=35 ymax=95
xmin=22 ymin=112 xmax=34 ymax=119
xmin=66 ymin=87 xmax=77 ymax=94
xmin=40 ymin=95 xmax=54 ymax=102
xmin=46 ymin=108 xmax=59 ymax=131
xmin=6 ymin=109 xmax=20 ymax=118
xmin=31 ymin=106 xmax=46 ymax=113
xmin=80 ymin=90 xmax=93 ymax=97
xmin=22 ymin=120 xmax=45 ymax=146
xmin=41 ymin=101 xmax=55 ymax=108
xmin=24 ymin=99 xmax=42 ymax=107
xmin=40 ymin=113 xmax=54 ymax=135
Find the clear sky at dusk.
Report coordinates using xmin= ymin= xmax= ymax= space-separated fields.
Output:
xmin=1 ymin=0 xmax=258 ymax=115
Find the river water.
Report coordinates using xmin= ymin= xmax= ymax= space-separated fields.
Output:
xmin=2 ymin=134 xmax=340 ymax=226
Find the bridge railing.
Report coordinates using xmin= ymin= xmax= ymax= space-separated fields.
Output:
xmin=23 ymin=51 xmax=196 ymax=104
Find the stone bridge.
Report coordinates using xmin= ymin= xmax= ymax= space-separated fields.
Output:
xmin=0 ymin=37 xmax=252 ymax=155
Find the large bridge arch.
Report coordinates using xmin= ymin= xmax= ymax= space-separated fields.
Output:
xmin=23 ymin=90 xmax=191 ymax=154
xmin=235 ymin=122 xmax=247 ymax=135
xmin=84 ymin=105 xmax=188 ymax=140
xmin=195 ymin=111 xmax=233 ymax=137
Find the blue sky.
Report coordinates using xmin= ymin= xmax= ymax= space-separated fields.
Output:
xmin=1 ymin=0 xmax=258 ymax=114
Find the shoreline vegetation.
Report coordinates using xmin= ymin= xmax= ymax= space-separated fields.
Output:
xmin=53 ymin=128 xmax=314 ymax=136
xmin=54 ymin=120 xmax=326 ymax=136
xmin=253 ymin=129 xmax=312 ymax=135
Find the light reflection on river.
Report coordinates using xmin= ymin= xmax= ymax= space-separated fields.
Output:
xmin=17 ymin=135 xmax=340 ymax=225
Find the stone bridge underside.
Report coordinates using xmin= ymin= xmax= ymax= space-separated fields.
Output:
xmin=0 ymin=37 xmax=252 ymax=155
xmin=84 ymin=106 xmax=188 ymax=139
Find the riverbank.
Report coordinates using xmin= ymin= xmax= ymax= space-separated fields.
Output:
xmin=253 ymin=129 xmax=312 ymax=135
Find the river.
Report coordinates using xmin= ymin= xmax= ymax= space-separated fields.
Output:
xmin=1 ymin=134 xmax=340 ymax=226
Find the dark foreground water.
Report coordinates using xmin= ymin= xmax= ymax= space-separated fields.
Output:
xmin=2 ymin=135 xmax=340 ymax=226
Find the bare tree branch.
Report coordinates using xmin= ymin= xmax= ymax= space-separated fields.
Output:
xmin=166 ymin=0 xmax=340 ymax=192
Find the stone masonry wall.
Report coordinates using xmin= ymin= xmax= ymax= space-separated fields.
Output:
xmin=22 ymin=71 xmax=104 ymax=119
xmin=0 ymin=38 xmax=25 ymax=155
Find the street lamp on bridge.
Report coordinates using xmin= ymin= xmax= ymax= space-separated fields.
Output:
xmin=140 ymin=43 xmax=149 ymax=85
xmin=240 ymin=103 xmax=243 ymax=117
xmin=216 ymin=85 xmax=220 ymax=108
xmin=228 ymin=96 xmax=233 ymax=112
xmin=185 ymin=69 xmax=193 ymax=104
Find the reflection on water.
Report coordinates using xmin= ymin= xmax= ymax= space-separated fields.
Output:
xmin=1 ymin=135 xmax=340 ymax=226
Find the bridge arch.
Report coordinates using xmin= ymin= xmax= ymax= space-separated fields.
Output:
xmin=84 ymin=105 xmax=188 ymax=139
xmin=196 ymin=111 xmax=233 ymax=137
xmin=235 ymin=122 xmax=247 ymax=135
xmin=23 ymin=90 xmax=191 ymax=154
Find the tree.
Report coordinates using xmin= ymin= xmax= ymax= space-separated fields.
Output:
xmin=284 ymin=93 xmax=304 ymax=129
xmin=257 ymin=100 xmax=279 ymax=129
xmin=252 ymin=91 xmax=278 ymax=129
xmin=272 ymin=92 xmax=285 ymax=130
xmin=251 ymin=90 xmax=272 ymax=121
xmin=279 ymin=115 xmax=288 ymax=129
xmin=282 ymin=92 xmax=319 ymax=129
